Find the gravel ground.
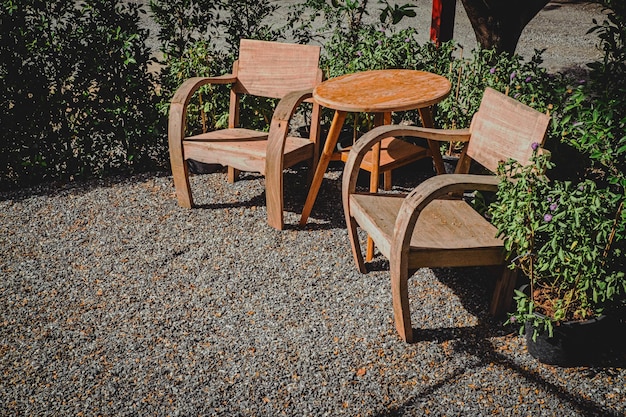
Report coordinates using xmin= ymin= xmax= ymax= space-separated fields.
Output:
xmin=1 ymin=3 xmax=622 ymax=415
xmin=1 ymin=164 xmax=625 ymax=416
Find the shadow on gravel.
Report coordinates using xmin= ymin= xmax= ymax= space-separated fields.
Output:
xmin=375 ymin=337 xmax=626 ymax=417
xmin=0 ymin=170 xmax=171 ymax=202
xmin=369 ymin=265 xmax=626 ymax=417
xmin=345 ymin=253 xmax=626 ymax=417
xmin=194 ymin=192 xmax=267 ymax=211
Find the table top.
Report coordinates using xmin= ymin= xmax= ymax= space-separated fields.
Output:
xmin=313 ymin=69 xmax=451 ymax=113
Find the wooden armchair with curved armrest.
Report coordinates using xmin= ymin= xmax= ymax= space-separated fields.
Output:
xmin=342 ymin=88 xmax=551 ymax=342
xmin=168 ymin=39 xmax=323 ymax=230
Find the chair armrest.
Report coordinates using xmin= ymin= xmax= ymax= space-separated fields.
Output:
xmin=168 ymin=75 xmax=237 ymax=152
xmin=170 ymin=75 xmax=237 ymax=107
xmin=341 ymin=124 xmax=472 ymax=212
xmin=266 ymin=88 xmax=314 ymax=170
xmin=269 ymin=88 xmax=314 ymax=126
xmin=265 ymin=88 xmax=316 ymax=230
xmin=349 ymin=124 xmax=471 ymax=147
xmin=383 ymin=125 xmax=471 ymax=143
xmin=390 ymin=173 xmax=499 ymax=262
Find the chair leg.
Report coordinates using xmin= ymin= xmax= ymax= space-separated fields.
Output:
xmin=366 ymin=238 xmax=375 ymax=261
xmin=265 ymin=165 xmax=284 ymax=231
xmin=346 ymin=216 xmax=367 ymax=274
xmin=228 ymin=167 xmax=240 ymax=183
xmin=391 ymin=261 xmax=413 ymax=343
xmin=171 ymin=156 xmax=194 ymax=208
xmin=383 ymin=171 xmax=392 ymax=191
xmin=489 ymin=266 xmax=518 ymax=316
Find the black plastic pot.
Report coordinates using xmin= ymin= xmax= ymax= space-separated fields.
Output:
xmin=525 ymin=314 xmax=612 ymax=366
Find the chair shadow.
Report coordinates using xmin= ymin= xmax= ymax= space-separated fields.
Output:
xmin=373 ymin=329 xmax=626 ymax=417
xmin=282 ymin=162 xmax=350 ymax=230
xmin=188 ymin=164 xmax=347 ymax=229
xmin=367 ymin=265 xmax=626 ymax=417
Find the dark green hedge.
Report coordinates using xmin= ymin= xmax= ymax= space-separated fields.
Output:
xmin=1 ymin=1 xmax=164 ymax=190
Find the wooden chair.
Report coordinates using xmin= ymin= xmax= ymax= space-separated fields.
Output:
xmin=168 ymin=39 xmax=323 ymax=230
xmin=342 ymin=88 xmax=551 ymax=342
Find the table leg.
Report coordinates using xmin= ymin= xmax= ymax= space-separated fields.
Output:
xmin=366 ymin=112 xmax=390 ymax=261
xmin=368 ymin=113 xmax=386 ymax=193
xmin=418 ymin=106 xmax=445 ymax=174
xmin=299 ymin=110 xmax=347 ymax=226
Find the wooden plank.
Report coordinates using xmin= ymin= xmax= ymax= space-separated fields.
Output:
xmin=351 ymin=194 xmax=503 ymax=264
xmin=234 ymin=39 xmax=322 ymax=99
xmin=468 ymin=88 xmax=550 ymax=173
xmin=184 ymin=132 xmax=312 ymax=175
xmin=339 ymin=137 xmax=430 ymax=172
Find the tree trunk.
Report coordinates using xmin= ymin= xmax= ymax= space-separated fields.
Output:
xmin=460 ymin=0 xmax=550 ymax=54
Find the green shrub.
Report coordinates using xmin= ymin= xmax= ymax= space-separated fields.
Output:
xmin=558 ymin=2 xmax=626 ymax=188
xmin=491 ymin=149 xmax=625 ymax=338
xmin=491 ymin=0 xmax=626 ymax=337
xmin=438 ymin=48 xmax=563 ymax=129
xmin=0 ymin=0 xmax=162 ymax=190
xmin=151 ymin=0 xmax=282 ymax=135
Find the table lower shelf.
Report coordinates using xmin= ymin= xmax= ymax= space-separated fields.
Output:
xmin=330 ymin=136 xmax=431 ymax=173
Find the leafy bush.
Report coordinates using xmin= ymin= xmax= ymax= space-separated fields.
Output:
xmin=490 ymin=1 xmax=626 ymax=339
xmin=321 ymin=27 xmax=450 ymax=79
xmin=0 ymin=0 xmax=162 ymax=190
xmin=151 ymin=0 xmax=282 ymax=135
xmin=491 ymin=149 xmax=625 ymax=339
xmin=557 ymin=2 xmax=626 ymax=189
xmin=438 ymin=48 xmax=563 ymax=129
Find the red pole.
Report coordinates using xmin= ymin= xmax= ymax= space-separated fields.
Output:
xmin=430 ymin=0 xmax=457 ymax=45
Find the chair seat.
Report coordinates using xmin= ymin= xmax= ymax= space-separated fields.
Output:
xmin=184 ymin=128 xmax=314 ymax=174
xmin=350 ymin=193 xmax=504 ymax=268
xmin=338 ymin=137 xmax=430 ymax=172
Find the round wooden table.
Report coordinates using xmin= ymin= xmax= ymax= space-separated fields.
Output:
xmin=299 ymin=69 xmax=451 ymax=226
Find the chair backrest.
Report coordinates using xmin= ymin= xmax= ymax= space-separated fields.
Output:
xmin=232 ymin=39 xmax=323 ymax=99
xmin=466 ymin=87 xmax=551 ymax=173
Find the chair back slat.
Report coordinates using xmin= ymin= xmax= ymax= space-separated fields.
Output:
xmin=467 ymin=88 xmax=550 ymax=173
xmin=233 ymin=39 xmax=322 ymax=99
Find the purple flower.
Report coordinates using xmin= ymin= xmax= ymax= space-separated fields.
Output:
xmin=514 ymin=93 xmax=520 ymax=99
xmin=544 ymin=213 xmax=553 ymax=222
xmin=579 ymin=79 xmax=586 ymax=84
xmin=510 ymin=71 xmax=516 ymax=81
xmin=489 ymin=67 xmax=496 ymax=74
xmin=509 ymin=316 xmax=517 ymax=323
xmin=404 ymin=38 xmax=411 ymax=43
xmin=550 ymin=203 xmax=558 ymax=211
xmin=525 ymin=76 xmax=532 ymax=82
xmin=356 ymin=51 xmax=363 ymax=57
xmin=546 ymin=196 xmax=552 ymax=202
xmin=376 ymin=40 xmax=382 ymax=46
xmin=531 ymin=142 xmax=539 ymax=151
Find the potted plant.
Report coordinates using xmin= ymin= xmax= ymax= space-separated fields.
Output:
xmin=489 ymin=144 xmax=625 ymax=365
